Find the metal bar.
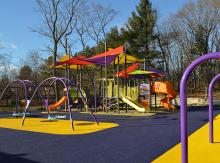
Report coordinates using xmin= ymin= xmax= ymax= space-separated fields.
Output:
xmin=117 ymin=55 xmax=120 ymax=113
xmin=94 ymin=78 xmax=97 ymax=112
xmin=76 ymin=65 xmax=79 ymax=111
xmin=105 ymin=55 xmax=108 ymax=112
xmin=80 ymin=65 xmax=82 ymax=112
xmin=208 ymin=73 xmax=220 ymax=143
xmin=125 ymin=52 xmax=128 ymax=112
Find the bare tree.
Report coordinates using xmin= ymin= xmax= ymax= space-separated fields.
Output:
xmin=72 ymin=1 xmax=90 ymax=53
xmin=34 ymin=0 xmax=80 ymax=64
xmin=92 ymin=3 xmax=117 ymax=49
xmin=24 ymin=50 xmax=44 ymax=82
xmin=0 ymin=53 xmax=17 ymax=81
xmin=85 ymin=3 xmax=116 ymax=53
xmin=157 ymin=0 xmax=220 ymax=92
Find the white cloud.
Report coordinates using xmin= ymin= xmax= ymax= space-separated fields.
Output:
xmin=0 ymin=41 xmax=18 ymax=50
xmin=10 ymin=43 xmax=18 ymax=50
xmin=0 ymin=41 xmax=6 ymax=49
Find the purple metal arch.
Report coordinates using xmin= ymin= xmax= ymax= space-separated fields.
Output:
xmin=208 ymin=73 xmax=220 ymax=143
xmin=48 ymin=77 xmax=99 ymax=125
xmin=22 ymin=77 xmax=99 ymax=130
xmin=22 ymin=77 xmax=74 ymax=129
xmin=0 ymin=79 xmax=28 ymax=106
xmin=180 ymin=52 xmax=220 ymax=163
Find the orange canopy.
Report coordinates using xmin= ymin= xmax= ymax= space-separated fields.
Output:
xmin=89 ymin=45 xmax=124 ymax=59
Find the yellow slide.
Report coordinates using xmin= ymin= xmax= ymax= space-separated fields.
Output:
xmin=121 ymin=96 xmax=148 ymax=113
xmin=152 ymin=81 xmax=176 ymax=111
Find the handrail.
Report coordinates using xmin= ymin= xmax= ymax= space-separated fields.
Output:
xmin=180 ymin=52 xmax=220 ymax=163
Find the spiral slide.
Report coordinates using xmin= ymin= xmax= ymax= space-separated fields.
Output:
xmin=152 ymin=81 xmax=176 ymax=111
xmin=48 ymin=96 xmax=68 ymax=110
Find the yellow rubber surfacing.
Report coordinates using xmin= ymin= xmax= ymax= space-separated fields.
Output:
xmin=153 ymin=114 xmax=220 ymax=163
xmin=0 ymin=118 xmax=118 ymax=135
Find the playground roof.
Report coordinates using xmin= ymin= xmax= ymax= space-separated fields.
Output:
xmin=129 ymin=70 xmax=165 ymax=78
xmin=50 ymin=54 xmax=77 ymax=69
xmin=81 ymin=46 xmax=124 ymax=65
xmin=115 ymin=63 xmax=140 ymax=78
xmin=64 ymin=55 xmax=92 ymax=65
xmin=114 ymin=53 xmax=144 ymax=65
xmin=59 ymin=54 xmax=71 ymax=62
xmin=144 ymin=67 xmax=165 ymax=76
xmin=51 ymin=55 xmax=94 ymax=69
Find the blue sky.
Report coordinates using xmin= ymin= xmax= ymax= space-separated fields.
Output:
xmin=0 ymin=0 xmax=196 ymax=67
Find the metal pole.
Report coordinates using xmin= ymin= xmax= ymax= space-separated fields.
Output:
xmin=76 ymin=65 xmax=79 ymax=111
xmin=208 ymin=73 xmax=220 ymax=143
xmin=16 ymin=87 xmax=18 ymax=113
xmin=80 ymin=65 xmax=82 ymax=90
xmin=80 ymin=65 xmax=82 ymax=112
xmin=105 ymin=56 xmax=108 ymax=112
xmin=113 ymin=61 xmax=116 ymax=97
xmin=117 ymin=56 xmax=120 ymax=113
xmin=104 ymin=42 xmax=108 ymax=113
xmin=125 ymin=51 xmax=128 ymax=112
xmin=94 ymin=78 xmax=97 ymax=112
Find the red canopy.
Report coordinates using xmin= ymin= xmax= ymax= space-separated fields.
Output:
xmin=115 ymin=63 xmax=140 ymax=78
xmin=65 ymin=55 xmax=91 ymax=65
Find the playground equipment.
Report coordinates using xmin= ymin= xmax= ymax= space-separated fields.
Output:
xmin=114 ymin=63 xmax=176 ymax=112
xmin=0 ymin=79 xmax=40 ymax=116
xmin=180 ymin=52 xmax=220 ymax=163
xmin=121 ymin=96 xmax=147 ymax=112
xmin=21 ymin=77 xmax=99 ymax=130
xmin=152 ymin=81 xmax=176 ymax=111
xmin=50 ymin=45 xmax=176 ymax=113
xmin=48 ymin=96 xmax=67 ymax=110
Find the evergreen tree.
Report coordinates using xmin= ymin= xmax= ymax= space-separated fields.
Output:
xmin=105 ymin=26 xmax=125 ymax=48
xmin=123 ymin=0 xmax=157 ymax=64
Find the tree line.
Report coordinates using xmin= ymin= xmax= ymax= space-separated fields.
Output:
xmin=1 ymin=0 xmax=220 ymax=95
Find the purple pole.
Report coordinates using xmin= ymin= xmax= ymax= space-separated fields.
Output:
xmin=0 ymin=80 xmax=28 ymax=101
xmin=208 ymin=74 xmax=220 ymax=143
xmin=180 ymin=52 xmax=220 ymax=163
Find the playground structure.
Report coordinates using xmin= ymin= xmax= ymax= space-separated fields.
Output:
xmin=0 ymin=77 xmax=99 ymax=130
xmin=21 ymin=77 xmax=99 ymax=130
xmin=51 ymin=45 xmax=177 ymax=113
xmin=0 ymin=79 xmax=40 ymax=116
xmin=0 ymin=45 xmax=177 ymax=116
